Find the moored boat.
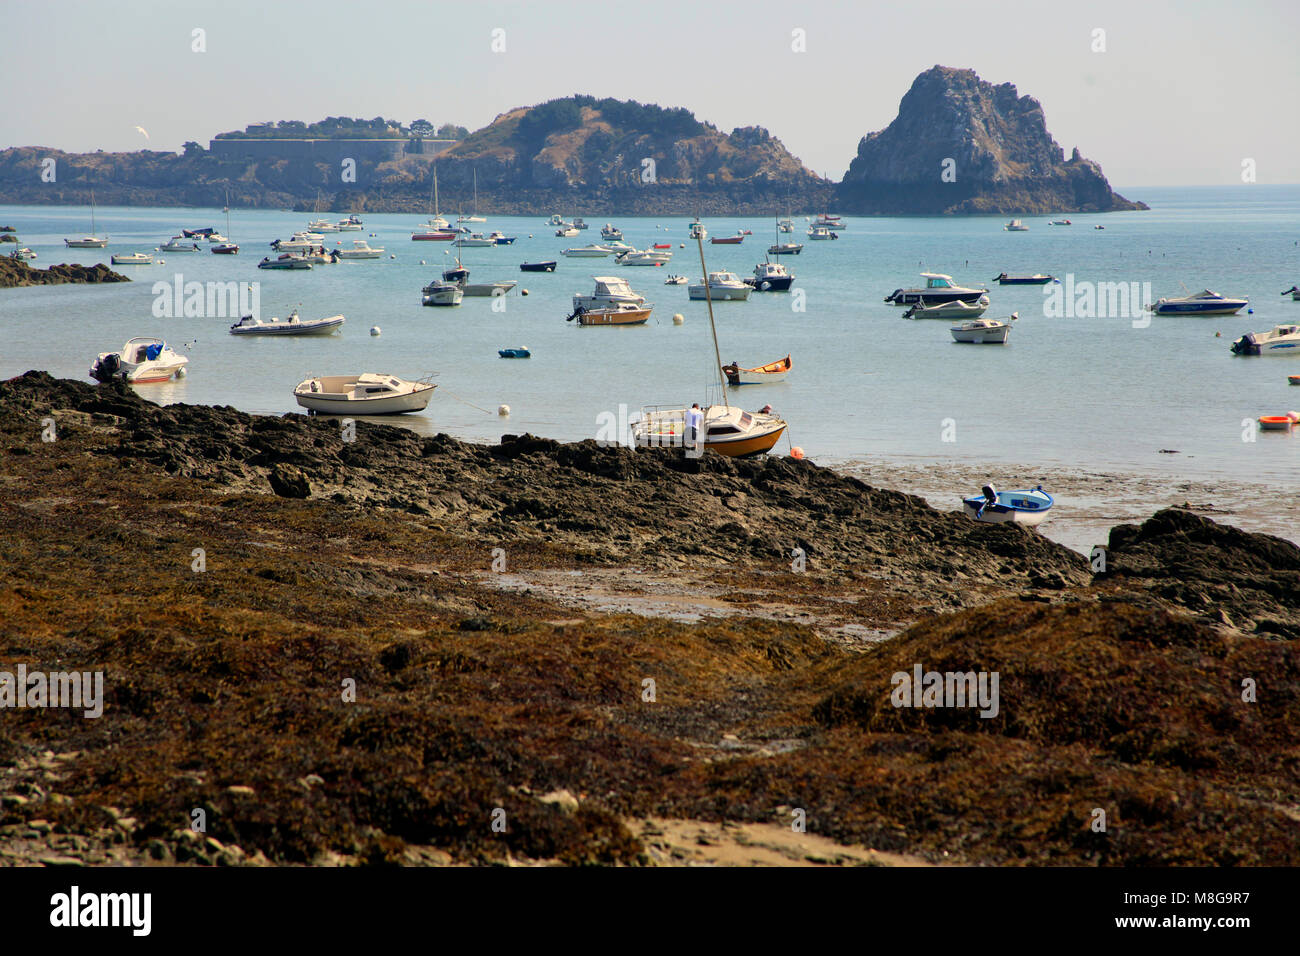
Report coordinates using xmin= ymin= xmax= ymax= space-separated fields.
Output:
xmin=421 ymin=280 xmax=464 ymax=306
xmin=498 ymin=347 xmax=531 ymax=358
xmin=806 ymin=224 xmax=837 ymax=240
xmin=992 ymin=272 xmax=1054 ymax=285
xmin=722 ymin=355 xmax=791 ymax=386
xmin=334 ymin=239 xmax=384 ymax=260
xmin=1004 ymin=219 xmax=1029 ymax=231
xmin=160 ymin=236 xmax=200 ymax=252
xmin=768 ymin=242 xmax=803 ymax=256
xmin=573 ymin=275 xmax=645 ymax=312
xmin=294 ymin=374 xmax=436 ymax=415
xmin=744 ymin=260 xmax=794 ymax=291
xmin=950 ymin=315 xmax=1014 ymax=344
xmin=1230 ymin=324 xmax=1300 ymax=355
xmin=110 ymin=252 xmax=154 ymax=265
xmin=688 ymin=272 xmax=751 ymax=301
xmin=1148 ymin=290 xmax=1248 ymax=316
xmin=887 ymin=273 xmax=988 ymax=307
xmin=963 ymin=484 xmax=1052 ymax=526
xmin=710 ymin=233 xmax=744 ymax=245
xmin=617 ymin=248 xmax=673 ymax=266
xmin=258 ymin=254 xmax=314 ymax=270
xmin=563 ymin=244 xmax=614 ymax=258
xmin=566 ymin=304 xmax=652 ymax=326
xmin=65 ymin=190 xmax=109 ymax=248
xmin=1258 ymin=414 xmax=1298 ymax=431
xmin=230 ymin=309 xmax=344 ymax=336
xmin=903 ymin=295 xmax=991 ymax=319
xmin=90 ymin=338 xmax=188 ymax=384
xmin=520 ymin=260 xmax=557 ymax=272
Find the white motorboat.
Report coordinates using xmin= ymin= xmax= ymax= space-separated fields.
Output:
xmin=258 ymin=254 xmax=314 ymax=270
xmin=160 ymin=236 xmax=200 ymax=252
xmin=963 ymin=485 xmax=1053 ymax=526
xmin=572 ymin=217 xmax=588 ymax=230
xmin=573 ymin=276 xmax=646 ymax=312
xmin=563 ymin=244 xmax=614 ymax=258
xmin=688 ymin=217 xmax=707 ymax=240
xmin=454 ymin=233 xmax=496 ymax=247
xmin=886 ymin=273 xmax=989 ymax=307
xmin=777 ymin=217 xmax=794 ymax=234
xmin=110 ymin=252 xmax=154 ymax=265
xmin=664 ymin=275 xmax=689 ymax=285
xmin=10 ymin=247 xmax=36 ymax=260
xmin=336 ymin=215 xmax=364 ymax=231
xmin=806 ymin=224 xmax=837 ymax=240
xmin=205 ymin=232 xmax=228 ymax=243
xmin=1230 ymin=324 xmax=1300 ymax=356
xmin=90 ymin=338 xmax=188 ymax=384
xmin=271 ymin=232 xmax=325 ymax=253
xmin=950 ymin=316 xmax=1014 ymax=344
xmin=768 ymin=242 xmax=803 ymax=256
xmin=556 ymin=226 xmax=581 ymax=237
xmin=617 ymin=248 xmax=673 ymax=266
xmin=602 ymin=240 xmax=634 ymax=253
xmin=1148 ymin=290 xmax=1249 ymax=316
xmin=903 ymin=295 xmax=991 ymax=319
xmin=1004 ymin=219 xmax=1029 ymax=231
xmin=64 ymin=190 xmax=108 ymax=248
xmin=421 ymin=281 xmax=464 ymax=306
xmin=334 ymin=239 xmax=385 ymax=260
xmin=744 ymin=261 xmax=794 ymax=292
xmin=307 ymin=218 xmax=340 ymax=233
xmin=294 ymin=374 xmax=436 ymax=415
xmin=230 ymin=309 xmax=344 ymax=336
xmin=600 ymin=224 xmax=623 ymax=240
xmin=688 ymin=272 xmax=752 ymax=301
xmin=546 ymin=214 xmax=568 ymax=227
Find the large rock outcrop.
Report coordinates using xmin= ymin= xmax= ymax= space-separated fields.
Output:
xmin=837 ymin=66 xmax=1146 ymax=215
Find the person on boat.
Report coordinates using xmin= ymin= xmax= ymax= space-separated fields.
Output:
xmin=685 ymin=403 xmax=703 ymax=451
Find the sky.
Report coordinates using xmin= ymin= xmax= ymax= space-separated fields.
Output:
xmin=2 ymin=0 xmax=1298 ymax=187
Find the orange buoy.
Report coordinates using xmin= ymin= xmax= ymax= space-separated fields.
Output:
xmin=790 ymin=446 xmax=805 ymax=459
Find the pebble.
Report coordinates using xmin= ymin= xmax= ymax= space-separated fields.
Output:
xmin=226 ymin=785 xmax=256 ymax=796
xmin=537 ymin=789 xmax=580 ymax=813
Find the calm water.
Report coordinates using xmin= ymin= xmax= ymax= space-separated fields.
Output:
xmin=2 ymin=186 xmax=1298 ymax=488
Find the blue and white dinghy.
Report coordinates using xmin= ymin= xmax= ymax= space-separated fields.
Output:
xmin=962 ymin=484 xmax=1054 ymax=527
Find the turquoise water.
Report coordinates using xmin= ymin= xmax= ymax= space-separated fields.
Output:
xmin=1 ymin=186 xmax=1298 ymax=485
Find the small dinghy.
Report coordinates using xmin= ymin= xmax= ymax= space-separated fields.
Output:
xmin=1258 ymin=414 xmax=1297 ymax=431
xmin=962 ymin=484 xmax=1053 ymax=526
xmin=904 ymin=295 xmax=990 ymax=319
xmin=498 ymin=347 xmax=531 ymax=359
xmin=230 ymin=309 xmax=344 ymax=336
xmin=259 ymin=254 xmax=313 ymax=270
xmin=110 ymin=252 xmax=154 ymax=265
xmin=1289 ymin=375 xmax=1300 ymax=386
xmin=992 ymin=272 xmax=1054 ymax=285
xmin=519 ymin=261 xmax=556 ymax=272
xmin=294 ymin=374 xmax=436 ymax=415
xmin=90 ymin=338 xmax=188 ymax=384
xmin=951 ymin=315 xmax=1014 ymax=344
xmin=722 ymin=355 xmax=791 ymax=386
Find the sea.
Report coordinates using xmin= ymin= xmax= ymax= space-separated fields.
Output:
xmin=2 ymin=186 xmax=1297 ymax=510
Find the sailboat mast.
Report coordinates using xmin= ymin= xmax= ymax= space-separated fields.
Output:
xmin=90 ymin=189 xmax=96 ymax=236
xmin=695 ymin=230 xmax=729 ymax=408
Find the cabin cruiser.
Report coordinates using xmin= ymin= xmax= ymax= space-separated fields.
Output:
xmin=307 ymin=218 xmax=340 ymax=233
xmin=903 ymin=295 xmax=991 ymax=319
xmin=572 ymin=217 xmax=588 ymax=230
xmin=334 ymin=239 xmax=384 ymax=259
xmin=768 ymin=242 xmax=803 ymax=256
xmin=454 ymin=233 xmax=496 ymax=247
xmin=110 ymin=252 xmax=154 ymax=265
xmin=421 ymin=280 xmax=464 ymax=306
xmin=951 ymin=316 xmax=1014 ymax=344
xmin=744 ymin=261 xmax=794 ymax=292
xmin=1004 ymin=220 xmax=1029 ymax=231
xmin=90 ymin=338 xmax=188 ymax=383
xmin=573 ymin=276 xmax=646 ymax=312
xmin=807 ymin=224 xmax=836 ymax=240
xmin=632 ymin=404 xmax=786 ymax=457
xmin=337 ymin=215 xmax=364 ymax=231
xmin=688 ymin=272 xmax=752 ymax=301
xmin=562 ymin=244 xmax=615 ymax=258
xmin=602 ymin=240 xmax=634 ymax=253
xmin=229 ymin=309 xmax=344 ymax=336
xmin=160 ymin=236 xmax=200 ymax=252
xmin=600 ymin=224 xmax=623 ymax=240
xmin=886 ymin=273 xmax=988 ymax=306
xmin=616 ymin=248 xmax=673 ymax=266
xmin=294 ymin=374 xmax=436 ymax=415
xmin=65 ymin=236 xmax=108 ymax=249
xmin=545 ymin=214 xmax=569 ymax=227
xmin=1230 ymin=324 xmax=1300 ymax=355
xmin=271 ymin=232 xmax=326 ymax=253
xmin=182 ymin=227 xmax=215 ymax=239
xmin=1147 ymin=290 xmax=1248 ymax=316
xmin=258 ymin=254 xmax=314 ymax=270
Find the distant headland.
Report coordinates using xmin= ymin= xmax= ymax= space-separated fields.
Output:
xmin=0 ymin=69 xmax=1143 ymax=216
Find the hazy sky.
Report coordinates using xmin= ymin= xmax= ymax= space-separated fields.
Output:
xmin=4 ymin=0 xmax=1297 ymax=186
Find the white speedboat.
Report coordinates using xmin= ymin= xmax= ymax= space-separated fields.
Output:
xmin=11 ymin=247 xmax=36 ymax=260
xmin=903 ymin=295 xmax=991 ymax=319
xmin=258 ymin=254 xmax=314 ymax=270
xmin=307 ymin=219 xmax=340 ymax=233
xmin=617 ymin=249 xmax=673 ymax=266
xmin=600 ymin=224 xmax=623 ymax=240
xmin=271 ymin=233 xmax=325 ymax=253
xmin=963 ymin=485 xmax=1053 ymax=526
xmin=602 ymin=240 xmax=634 ymax=253
xmin=334 ymin=239 xmax=384 ymax=259
xmin=744 ymin=261 xmax=794 ymax=292
xmin=573 ymin=276 xmax=646 ymax=312
xmin=206 ymin=232 xmax=229 ymax=244
xmin=688 ymin=272 xmax=751 ymax=301
xmin=886 ymin=273 xmax=988 ymax=306
xmin=1004 ymin=219 xmax=1029 ymax=231
xmin=556 ymin=226 xmax=581 ymax=237
xmin=806 ymin=224 xmax=837 ymax=240
xmin=454 ymin=233 xmax=496 ymax=247
xmin=1148 ymin=290 xmax=1249 ymax=316
xmin=230 ymin=309 xmax=344 ymax=336
xmin=951 ymin=316 xmax=1014 ymax=344
xmin=160 ymin=236 xmax=200 ymax=252
xmin=421 ymin=281 xmax=464 ymax=306
xmin=294 ymin=374 xmax=436 ymax=415
xmin=1230 ymin=324 xmax=1300 ymax=356
xmin=768 ymin=242 xmax=803 ymax=256
xmin=90 ymin=338 xmax=188 ymax=384
xmin=336 ymin=215 xmax=364 ymax=231
xmin=777 ymin=217 xmax=794 ymax=234
xmin=572 ymin=217 xmax=588 ymax=230
xmin=563 ymin=244 xmax=614 ymax=258
xmin=546 ymin=214 xmax=568 ymax=227
xmin=110 ymin=252 xmax=154 ymax=265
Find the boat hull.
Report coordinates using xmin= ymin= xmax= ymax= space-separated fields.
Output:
xmin=231 ymin=316 xmax=344 ymax=336
xmin=295 ymin=386 xmax=434 ymax=416
xmin=577 ymin=307 xmax=652 ymax=326
xmin=962 ymin=490 xmax=1052 ymax=526
xmin=951 ymin=324 xmax=1010 ymax=344
xmin=688 ymin=286 xmax=751 ymax=301
xmin=520 ymin=261 xmax=556 ymax=272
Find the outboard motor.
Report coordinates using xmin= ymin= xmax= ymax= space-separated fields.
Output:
xmin=1230 ymin=332 xmax=1257 ymax=356
xmin=91 ymin=353 xmax=120 ymax=383
xmin=982 ymin=484 xmax=998 ymax=505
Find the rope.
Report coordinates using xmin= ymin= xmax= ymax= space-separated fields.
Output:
xmin=437 ymin=386 xmax=496 ymax=415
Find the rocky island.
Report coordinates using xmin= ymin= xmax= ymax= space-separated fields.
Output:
xmin=0 ymin=257 xmax=130 ymax=289
xmin=0 ymin=373 xmax=1294 ymax=867
xmin=838 ymin=66 xmax=1147 ymax=215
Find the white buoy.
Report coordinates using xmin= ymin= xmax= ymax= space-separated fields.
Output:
xmin=175 ymin=367 xmax=187 ymax=378
xmin=370 ymin=326 xmax=381 ymax=336
xmin=420 ymin=260 xmax=426 ymax=265
xmin=521 ymin=289 xmax=529 ymax=296
xmin=672 ymin=313 xmax=684 ymax=325
xmin=498 ymin=404 xmax=510 ymax=416
xmin=389 ymin=254 xmax=396 ymax=259
xmin=528 ymin=234 xmax=533 ymax=239
xmin=158 ymin=259 xmax=165 ymax=264
xmin=679 ymin=243 xmax=685 ymax=248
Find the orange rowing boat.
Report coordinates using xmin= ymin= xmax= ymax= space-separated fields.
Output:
xmin=722 ymin=354 xmax=792 ymax=386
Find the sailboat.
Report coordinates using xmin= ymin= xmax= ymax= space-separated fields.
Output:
xmin=212 ymin=191 xmax=239 ymax=254
xmin=631 ymin=224 xmax=788 ymax=457
xmin=458 ymin=169 xmax=486 ymax=224
xmin=65 ymin=190 xmax=109 ymax=248
xmin=412 ymin=167 xmax=452 ymax=239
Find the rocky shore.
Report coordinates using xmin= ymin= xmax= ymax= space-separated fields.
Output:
xmin=0 ymin=258 xmax=130 ymax=289
xmin=0 ymin=372 xmax=1295 ymax=866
